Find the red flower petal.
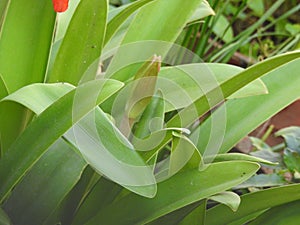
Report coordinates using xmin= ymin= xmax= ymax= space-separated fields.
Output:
xmin=52 ymin=0 xmax=69 ymax=13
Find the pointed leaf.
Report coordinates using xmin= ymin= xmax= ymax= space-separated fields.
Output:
xmin=168 ymin=51 xmax=300 ymax=127
xmin=191 ymin=56 xmax=300 ymax=155
xmin=209 ymin=192 xmax=241 ymax=212
xmin=48 ymin=0 xmax=108 ymax=85
xmin=0 ymin=0 xmax=56 ymax=152
xmin=104 ymin=0 xmax=155 ymax=45
xmin=3 ymin=139 xmax=87 ymax=225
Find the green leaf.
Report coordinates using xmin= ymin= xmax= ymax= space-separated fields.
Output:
xmin=105 ymin=0 xmax=202 ymax=82
xmin=44 ymin=166 xmax=97 ymax=225
xmin=122 ymin=0 xmax=202 ymax=43
xmin=0 ymin=79 xmax=123 ymax=203
xmin=3 ymin=139 xmax=87 ymax=225
xmin=192 ymin=55 xmax=300 ymax=155
xmin=65 ymin=107 xmax=157 ymax=198
xmin=0 ymin=207 xmax=10 ymax=225
xmin=54 ymin=0 xmax=81 ymax=42
xmin=72 ymin=178 xmax=122 ymax=225
xmin=104 ymin=0 xmax=155 ymax=45
xmin=48 ymin=0 xmax=108 ymax=85
xmin=0 ymin=0 xmax=56 ymax=152
xmin=168 ymin=51 xmax=300 ymax=128
xmin=158 ymin=63 xmax=267 ymax=112
xmin=86 ymin=161 xmax=259 ymax=225
xmin=206 ymin=183 xmax=300 ymax=225
xmin=3 ymin=83 xmax=74 ymax=114
xmin=209 ymin=192 xmax=240 ymax=212
xmin=3 ymin=80 xmax=157 ymax=198
xmin=248 ymin=200 xmax=300 ymax=225
xmin=0 ymin=0 xmax=55 ymax=92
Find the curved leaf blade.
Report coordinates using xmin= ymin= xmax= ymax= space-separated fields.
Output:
xmin=86 ymin=161 xmax=259 ymax=225
xmin=206 ymin=183 xmax=300 ymax=225
xmin=193 ymin=57 xmax=300 ymax=155
xmin=168 ymin=51 xmax=300 ymax=127
xmin=0 ymin=79 xmax=123 ymax=203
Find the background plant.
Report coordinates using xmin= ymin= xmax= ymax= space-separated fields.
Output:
xmin=0 ymin=0 xmax=300 ymax=224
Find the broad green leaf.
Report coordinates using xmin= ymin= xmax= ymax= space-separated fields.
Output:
xmin=65 ymin=107 xmax=157 ymax=198
xmin=48 ymin=0 xmax=108 ymax=85
xmin=0 ymin=79 xmax=123 ymax=203
xmin=105 ymin=0 xmax=203 ymax=81
xmin=72 ymin=178 xmax=122 ymax=225
xmin=122 ymin=0 xmax=202 ymax=44
xmin=86 ymin=161 xmax=259 ymax=225
xmin=3 ymin=139 xmax=87 ymax=225
xmin=0 ymin=0 xmax=56 ymax=152
xmin=54 ymin=0 xmax=81 ymax=42
xmin=104 ymin=0 xmax=155 ymax=45
xmin=0 ymin=207 xmax=10 ymax=225
xmin=158 ymin=63 xmax=267 ymax=112
xmin=191 ymin=55 xmax=300 ymax=155
xmin=206 ymin=183 xmax=300 ymax=225
xmin=3 ymin=81 xmax=157 ymax=197
xmin=248 ymin=200 xmax=300 ymax=225
xmin=3 ymin=83 xmax=74 ymax=114
xmin=168 ymin=51 xmax=300 ymax=128
xmin=0 ymin=0 xmax=55 ymax=92
xmin=209 ymin=192 xmax=240 ymax=212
